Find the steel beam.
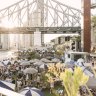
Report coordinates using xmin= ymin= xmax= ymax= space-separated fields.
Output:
xmin=0 ymin=27 xmax=81 ymax=34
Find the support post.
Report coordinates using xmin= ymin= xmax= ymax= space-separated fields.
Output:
xmin=83 ymin=0 xmax=91 ymax=52
xmin=34 ymin=28 xmax=42 ymax=46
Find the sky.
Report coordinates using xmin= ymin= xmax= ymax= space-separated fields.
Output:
xmin=0 ymin=0 xmax=81 ymax=10
xmin=0 ymin=0 xmax=83 ymax=43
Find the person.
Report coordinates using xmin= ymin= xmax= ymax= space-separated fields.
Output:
xmin=37 ymin=75 xmax=40 ymax=88
xmin=61 ymin=56 xmax=65 ymax=63
xmin=5 ymin=76 xmax=12 ymax=83
xmin=44 ymin=64 xmax=48 ymax=71
xmin=77 ymin=57 xmax=84 ymax=67
xmin=92 ymin=61 xmax=94 ymax=67
xmin=26 ymin=74 xmax=29 ymax=86
xmin=57 ymin=88 xmax=63 ymax=96
xmin=17 ymin=80 xmax=22 ymax=90
xmin=50 ymin=78 xmax=54 ymax=94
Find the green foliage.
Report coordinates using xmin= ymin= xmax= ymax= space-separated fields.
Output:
xmin=71 ymin=36 xmax=81 ymax=42
xmin=60 ymin=67 xmax=89 ymax=96
xmin=18 ymin=51 xmax=41 ymax=60
xmin=28 ymin=51 xmax=40 ymax=60
xmin=55 ymin=45 xmax=65 ymax=56
xmin=92 ymin=16 xmax=96 ymax=27
xmin=41 ymin=72 xmax=50 ymax=88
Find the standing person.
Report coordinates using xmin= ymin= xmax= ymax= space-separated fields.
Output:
xmin=24 ymin=74 xmax=29 ymax=86
xmin=92 ymin=58 xmax=95 ymax=67
xmin=49 ymin=78 xmax=54 ymax=94
xmin=77 ymin=57 xmax=84 ymax=67
xmin=37 ymin=75 xmax=40 ymax=88
xmin=94 ymin=58 xmax=96 ymax=66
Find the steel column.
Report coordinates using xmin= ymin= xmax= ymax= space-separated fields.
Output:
xmin=83 ymin=0 xmax=91 ymax=52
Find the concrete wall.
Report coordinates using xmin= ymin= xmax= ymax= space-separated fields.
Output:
xmin=1 ymin=34 xmax=9 ymax=50
xmin=34 ymin=31 xmax=41 ymax=46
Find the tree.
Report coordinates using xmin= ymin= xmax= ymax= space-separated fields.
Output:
xmin=92 ymin=16 xmax=96 ymax=27
xmin=60 ymin=67 xmax=89 ymax=96
xmin=48 ymin=63 xmax=89 ymax=96
xmin=55 ymin=44 xmax=65 ymax=56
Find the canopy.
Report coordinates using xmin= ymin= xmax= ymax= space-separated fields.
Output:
xmin=51 ymin=58 xmax=60 ymax=63
xmin=86 ymin=77 xmax=96 ymax=89
xmin=0 ymin=87 xmax=24 ymax=96
xmin=19 ymin=87 xmax=44 ymax=96
xmin=34 ymin=61 xmax=45 ymax=66
xmin=41 ymin=58 xmax=51 ymax=63
xmin=0 ymin=80 xmax=15 ymax=91
xmin=20 ymin=61 xmax=30 ymax=66
xmin=3 ymin=60 xmax=10 ymax=65
xmin=77 ymin=58 xmax=84 ymax=63
xmin=0 ymin=62 xmax=4 ymax=67
xmin=23 ymin=68 xmax=38 ymax=74
xmin=33 ymin=59 xmax=40 ymax=62
xmin=29 ymin=60 xmax=34 ymax=63
xmin=39 ymin=64 xmax=45 ymax=69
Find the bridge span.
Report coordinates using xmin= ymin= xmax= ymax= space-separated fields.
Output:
xmin=0 ymin=0 xmax=82 ymax=50
xmin=0 ymin=27 xmax=81 ymax=34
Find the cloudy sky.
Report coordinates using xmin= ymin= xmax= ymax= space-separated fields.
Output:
xmin=0 ymin=0 xmax=81 ymax=10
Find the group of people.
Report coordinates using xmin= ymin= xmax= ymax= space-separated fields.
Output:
xmin=0 ymin=58 xmax=47 ymax=91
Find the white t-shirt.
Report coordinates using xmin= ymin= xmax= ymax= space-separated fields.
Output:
xmin=50 ymin=82 xmax=54 ymax=88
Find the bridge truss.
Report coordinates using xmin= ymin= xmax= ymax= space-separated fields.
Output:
xmin=0 ymin=0 xmax=82 ymax=33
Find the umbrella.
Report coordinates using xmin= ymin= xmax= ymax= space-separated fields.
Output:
xmin=29 ymin=60 xmax=34 ymax=63
xmin=41 ymin=58 xmax=51 ymax=63
xmin=33 ymin=59 xmax=40 ymax=62
xmin=86 ymin=77 xmax=96 ymax=89
xmin=10 ymin=60 xmax=14 ymax=64
xmin=3 ymin=60 xmax=10 ymax=65
xmin=23 ymin=68 xmax=38 ymax=74
xmin=69 ymin=60 xmax=75 ymax=65
xmin=19 ymin=87 xmax=44 ymax=96
xmin=20 ymin=61 xmax=30 ymax=66
xmin=34 ymin=61 xmax=45 ymax=66
xmin=46 ymin=56 xmax=53 ymax=60
xmin=65 ymin=60 xmax=75 ymax=65
xmin=0 ymin=62 xmax=4 ymax=67
xmin=82 ymin=66 xmax=94 ymax=77
xmin=0 ymin=87 xmax=24 ymax=96
xmin=51 ymin=58 xmax=60 ymax=63
xmin=0 ymin=81 xmax=15 ymax=91
xmin=19 ymin=59 xmax=28 ymax=63
xmin=65 ymin=64 xmax=75 ymax=68
xmin=77 ymin=58 xmax=84 ymax=63
xmin=39 ymin=64 xmax=45 ymax=69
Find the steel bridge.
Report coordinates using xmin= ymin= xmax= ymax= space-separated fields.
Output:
xmin=0 ymin=0 xmax=95 ymax=51
xmin=0 ymin=0 xmax=81 ymax=34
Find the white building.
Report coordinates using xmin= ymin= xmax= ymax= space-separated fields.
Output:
xmin=0 ymin=34 xmax=9 ymax=50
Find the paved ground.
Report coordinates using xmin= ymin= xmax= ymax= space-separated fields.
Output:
xmin=0 ymin=50 xmax=16 ymax=60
